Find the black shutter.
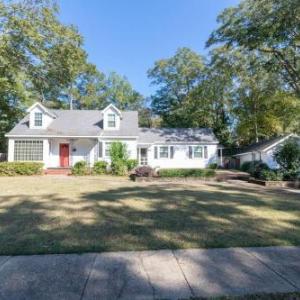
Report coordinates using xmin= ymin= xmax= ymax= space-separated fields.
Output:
xmin=204 ymin=146 xmax=208 ymax=159
xmin=154 ymin=146 xmax=158 ymax=159
xmin=170 ymin=146 xmax=174 ymax=159
xmin=188 ymin=146 xmax=193 ymax=159
xmin=98 ymin=141 xmax=103 ymax=158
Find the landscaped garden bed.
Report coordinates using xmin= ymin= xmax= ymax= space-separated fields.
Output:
xmin=248 ymin=178 xmax=300 ymax=188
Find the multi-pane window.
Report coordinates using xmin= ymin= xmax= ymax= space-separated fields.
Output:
xmin=107 ymin=114 xmax=116 ymax=128
xmin=159 ymin=146 xmax=169 ymax=158
xmin=14 ymin=140 xmax=43 ymax=161
xmin=105 ymin=142 xmax=112 ymax=157
xmin=193 ymin=146 xmax=203 ymax=158
xmin=189 ymin=146 xmax=208 ymax=159
xmin=34 ymin=112 xmax=43 ymax=127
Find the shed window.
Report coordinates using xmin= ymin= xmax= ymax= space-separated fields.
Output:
xmin=14 ymin=140 xmax=43 ymax=161
xmin=34 ymin=112 xmax=43 ymax=127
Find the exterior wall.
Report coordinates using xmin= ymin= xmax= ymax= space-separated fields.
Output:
xmin=48 ymin=138 xmax=97 ymax=168
xmin=238 ymin=150 xmax=279 ymax=169
xmin=239 ymin=153 xmax=253 ymax=166
xmin=29 ymin=106 xmax=53 ymax=129
xmin=261 ymin=149 xmax=279 ymax=169
xmin=145 ymin=144 xmax=218 ymax=169
xmin=98 ymin=138 xmax=137 ymax=163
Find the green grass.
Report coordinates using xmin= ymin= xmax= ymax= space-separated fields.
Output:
xmin=0 ymin=176 xmax=299 ymax=255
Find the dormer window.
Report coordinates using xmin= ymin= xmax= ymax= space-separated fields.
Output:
xmin=107 ymin=113 xmax=116 ymax=128
xmin=34 ymin=112 xmax=43 ymax=127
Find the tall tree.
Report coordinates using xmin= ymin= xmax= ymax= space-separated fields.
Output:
xmin=148 ymin=47 xmax=205 ymax=126
xmin=207 ymin=0 xmax=300 ymax=96
xmin=0 ymin=0 xmax=88 ymax=149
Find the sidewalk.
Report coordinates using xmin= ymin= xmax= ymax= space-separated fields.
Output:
xmin=0 ymin=246 xmax=299 ymax=300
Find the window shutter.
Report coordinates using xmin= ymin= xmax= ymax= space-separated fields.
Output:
xmin=170 ymin=146 xmax=174 ymax=159
xmin=98 ymin=141 xmax=103 ymax=158
xmin=154 ymin=146 xmax=158 ymax=159
xmin=188 ymin=146 xmax=193 ymax=159
xmin=204 ymin=146 xmax=208 ymax=159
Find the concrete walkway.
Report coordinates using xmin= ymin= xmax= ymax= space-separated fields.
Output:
xmin=0 ymin=246 xmax=299 ymax=300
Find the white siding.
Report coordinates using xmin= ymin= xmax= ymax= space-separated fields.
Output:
xmin=29 ymin=106 xmax=53 ymax=129
xmin=261 ymin=149 xmax=279 ymax=169
xmin=48 ymin=138 xmax=97 ymax=168
xmin=146 ymin=144 xmax=218 ymax=169
xmin=102 ymin=107 xmax=121 ymax=131
xmin=99 ymin=138 xmax=137 ymax=163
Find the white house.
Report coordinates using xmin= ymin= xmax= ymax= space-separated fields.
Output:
xmin=5 ymin=102 xmax=222 ymax=170
xmin=233 ymin=134 xmax=300 ymax=169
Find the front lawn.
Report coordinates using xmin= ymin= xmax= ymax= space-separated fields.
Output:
xmin=0 ymin=176 xmax=299 ymax=255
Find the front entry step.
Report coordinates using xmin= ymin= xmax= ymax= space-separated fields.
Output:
xmin=45 ymin=168 xmax=71 ymax=175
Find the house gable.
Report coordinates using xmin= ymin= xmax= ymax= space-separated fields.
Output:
xmin=102 ymin=104 xmax=122 ymax=131
xmin=27 ymin=102 xmax=56 ymax=130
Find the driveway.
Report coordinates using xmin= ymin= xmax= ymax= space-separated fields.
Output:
xmin=0 ymin=246 xmax=299 ymax=300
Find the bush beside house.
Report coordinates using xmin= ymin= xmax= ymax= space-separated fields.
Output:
xmin=241 ymin=140 xmax=300 ymax=182
xmin=0 ymin=162 xmax=43 ymax=176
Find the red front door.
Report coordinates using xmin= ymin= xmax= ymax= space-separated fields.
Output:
xmin=59 ymin=144 xmax=69 ymax=167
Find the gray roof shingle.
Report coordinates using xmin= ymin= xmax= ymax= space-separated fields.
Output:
xmin=138 ymin=128 xmax=218 ymax=144
xmin=7 ymin=109 xmax=139 ymax=137
xmin=235 ymin=134 xmax=298 ymax=155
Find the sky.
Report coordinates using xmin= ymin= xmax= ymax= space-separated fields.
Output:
xmin=59 ymin=0 xmax=239 ymax=97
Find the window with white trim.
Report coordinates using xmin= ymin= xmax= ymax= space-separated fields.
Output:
xmin=193 ymin=146 xmax=203 ymax=158
xmin=107 ymin=114 xmax=116 ymax=128
xmin=105 ymin=142 xmax=112 ymax=157
xmin=159 ymin=146 xmax=169 ymax=158
xmin=154 ymin=146 xmax=175 ymax=159
xmin=14 ymin=140 xmax=43 ymax=161
xmin=189 ymin=146 xmax=207 ymax=159
xmin=34 ymin=112 xmax=43 ymax=127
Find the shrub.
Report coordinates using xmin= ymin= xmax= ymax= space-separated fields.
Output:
xmin=274 ymin=140 xmax=300 ymax=173
xmin=71 ymin=161 xmax=89 ymax=175
xmin=111 ymin=159 xmax=128 ymax=176
xmin=126 ymin=159 xmax=138 ymax=171
xmin=135 ymin=166 xmax=154 ymax=177
xmin=208 ymin=163 xmax=218 ymax=169
xmin=240 ymin=161 xmax=259 ymax=173
xmin=252 ymin=162 xmax=270 ymax=179
xmin=93 ymin=161 xmax=108 ymax=175
xmin=260 ymin=170 xmax=283 ymax=181
xmin=109 ymin=141 xmax=129 ymax=175
xmin=159 ymin=168 xmax=216 ymax=178
xmin=0 ymin=162 xmax=44 ymax=176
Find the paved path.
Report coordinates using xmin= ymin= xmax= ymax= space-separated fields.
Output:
xmin=0 ymin=246 xmax=299 ymax=300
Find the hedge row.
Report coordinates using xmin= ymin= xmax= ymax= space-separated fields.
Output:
xmin=0 ymin=162 xmax=44 ymax=176
xmin=158 ymin=168 xmax=216 ymax=178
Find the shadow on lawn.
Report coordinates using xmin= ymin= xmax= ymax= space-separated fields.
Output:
xmin=0 ymin=183 xmax=299 ymax=299
xmin=0 ymin=183 xmax=299 ymax=256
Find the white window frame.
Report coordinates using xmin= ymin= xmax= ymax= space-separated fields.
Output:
xmin=14 ymin=140 xmax=43 ymax=161
xmin=107 ymin=114 xmax=116 ymax=128
xmin=193 ymin=146 xmax=203 ymax=159
xmin=105 ymin=142 xmax=112 ymax=157
xmin=34 ymin=112 xmax=43 ymax=127
xmin=159 ymin=146 xmax=169 ymax=159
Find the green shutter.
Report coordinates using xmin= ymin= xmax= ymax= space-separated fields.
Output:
xmin=98 ymin=142 xmax=103 ymax=158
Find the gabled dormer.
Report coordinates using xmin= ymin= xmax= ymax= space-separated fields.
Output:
xmin=27 ymin=102 xmax=56 ymax=129
xmin=102 ymin=104 xmax=122 ymax=130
